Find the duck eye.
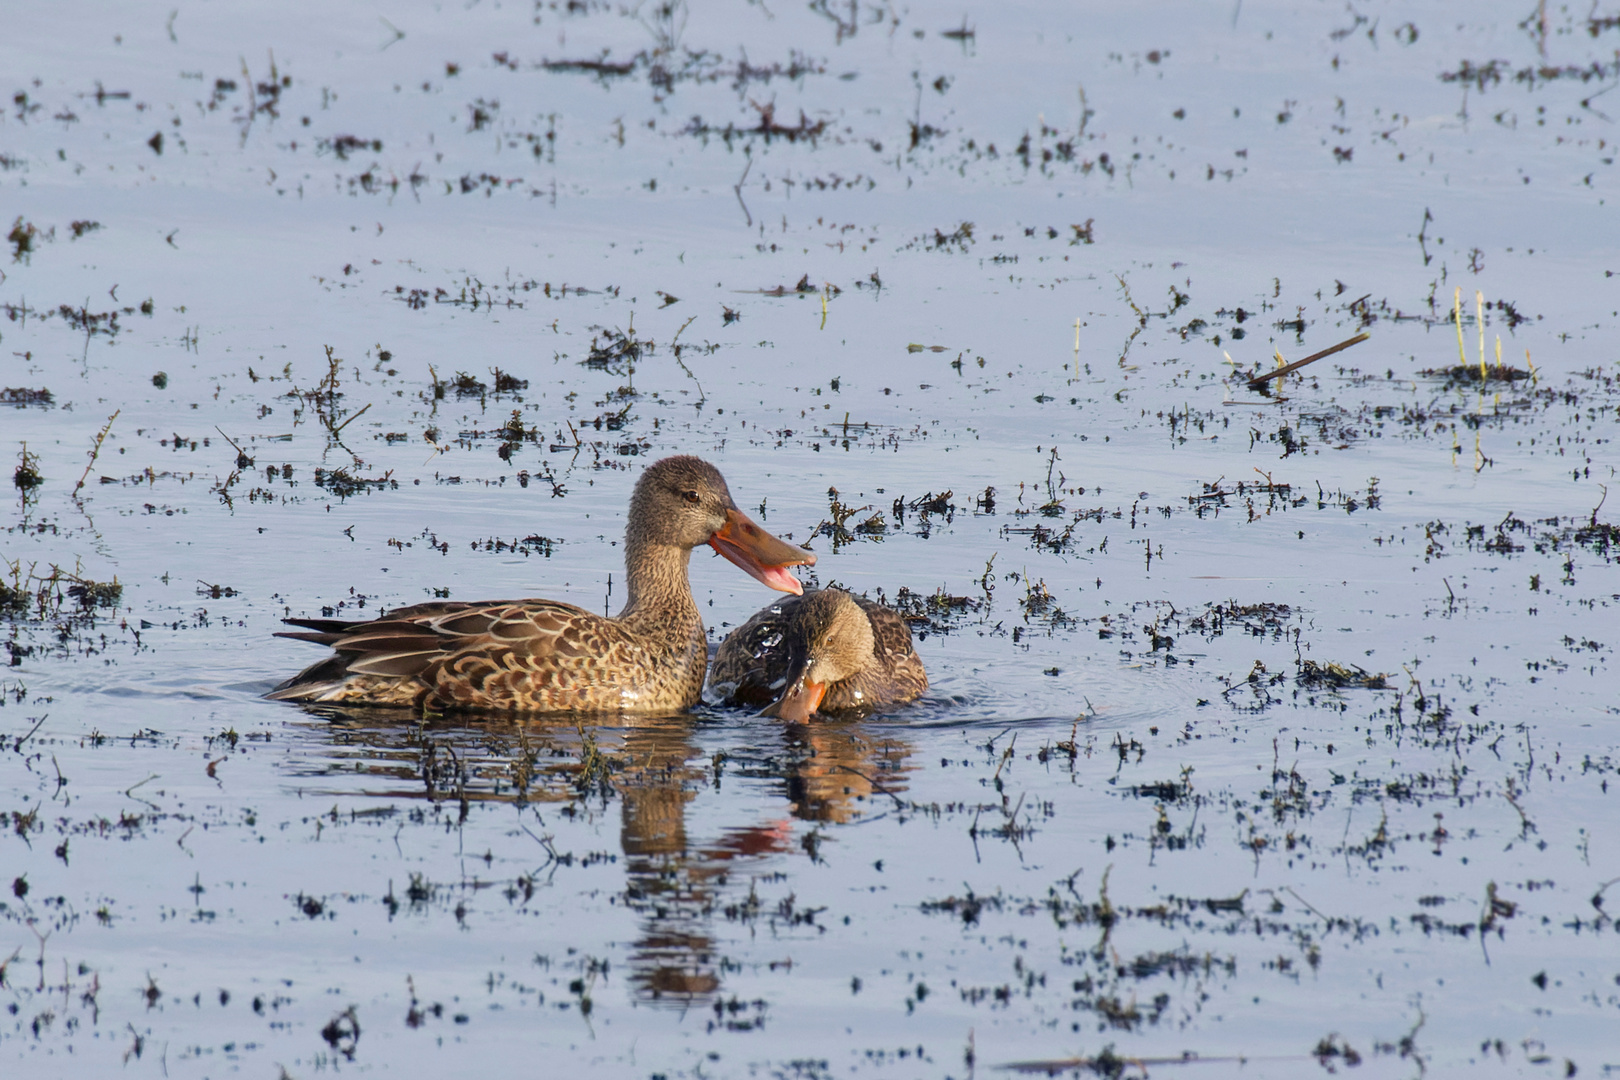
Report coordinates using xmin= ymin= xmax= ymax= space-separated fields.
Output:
xmin=681 ymin=489 xmax=701 ymax=505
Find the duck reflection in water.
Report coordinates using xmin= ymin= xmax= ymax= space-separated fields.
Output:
xmin=286 ymin=706 xmax=912 ymax=1004
xmin=611 ymin=717 xmax=916 ymax=1001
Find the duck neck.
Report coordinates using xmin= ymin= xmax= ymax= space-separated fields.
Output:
xmin=618 ymin=538 xmax=698 ymax=625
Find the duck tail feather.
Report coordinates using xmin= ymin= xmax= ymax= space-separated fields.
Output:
xmin=347 ymin=650 xmax=441 ymax=679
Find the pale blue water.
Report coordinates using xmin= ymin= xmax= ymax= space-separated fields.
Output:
xmin=3 ymin=1 xmax=1618 ymax=1076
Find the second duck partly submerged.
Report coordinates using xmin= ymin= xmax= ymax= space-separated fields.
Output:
xmin=710 ymin=588 xmax=927 ymax=722
xmin=268 ymin=456 xmax=813 ymax=713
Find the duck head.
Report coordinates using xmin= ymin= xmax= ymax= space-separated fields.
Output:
xmin=630 ymin=456 xmax=814 ymax=594
xmin=762 ymin=589 xmax=875 ymax=722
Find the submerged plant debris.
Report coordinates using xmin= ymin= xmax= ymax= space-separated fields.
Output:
xmin=2 ymin=1 xmax=1618 ymax=1077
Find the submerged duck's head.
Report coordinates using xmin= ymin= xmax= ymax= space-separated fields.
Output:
xmin=762 ymin=588 xmax=875 ymax=722
xmin=630 ymin=456 xmax=814 ymax=594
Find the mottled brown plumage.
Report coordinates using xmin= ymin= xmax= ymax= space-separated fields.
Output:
xmin=268 ymin=456 xmax=814 ymax=714
xmin=709 ymin=588 xmax=927 ymax=721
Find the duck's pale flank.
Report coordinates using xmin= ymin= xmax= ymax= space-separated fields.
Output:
xmin=710 ymin=588 xmax=927 ymax=722
xmin=268 ymin=456 xmax=814 ymax=713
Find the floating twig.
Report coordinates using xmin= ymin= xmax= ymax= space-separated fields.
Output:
xmin=832 ymin=763 xmax=907 ymax=810
xmin=999 ymin=1051 xmax=1298 ymax=1073
xmin=72 ymin=409 xmax=120 ymax=496
xmin=124 ymin=772 xmax=161 ymax=808
xmin=1246 ymin=332 xmax=1370 ymax=388
xmin=734 ymin=152 xmax=753 ymax=227
xmin=12 ymin=713 xmax=48 ymax=752
xmin=669 ymin=314 xmax=706 ymax=404
xmin=331 ymin=401 xmax=373 ymax=434
xmin=213 ymin=426 xmax=246 ymax=456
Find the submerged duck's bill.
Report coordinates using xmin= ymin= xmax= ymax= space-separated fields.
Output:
xmin=761 ymin=677 xmax=827 ymax=723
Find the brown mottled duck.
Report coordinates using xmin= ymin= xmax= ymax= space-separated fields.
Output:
xmin=709 ymin=588 xmax=927 ymax=722
xmin=268 ymin=456 xmax=814 ymax=713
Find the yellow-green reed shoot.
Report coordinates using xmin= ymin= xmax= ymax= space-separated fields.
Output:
xmin=1476 ymin=290 xmax=1486 ymax=377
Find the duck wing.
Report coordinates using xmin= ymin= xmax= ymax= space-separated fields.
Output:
xmin=269 ymin=598 xmax=609 ymax=703
xmin=855 ymin=600 xmax=921 ymax=665
xmin=837 ymin=598 xmax=928 ymax=706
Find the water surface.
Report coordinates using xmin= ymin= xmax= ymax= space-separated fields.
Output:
xmin=3 ymin=1 xmax=1618 ymax=1076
